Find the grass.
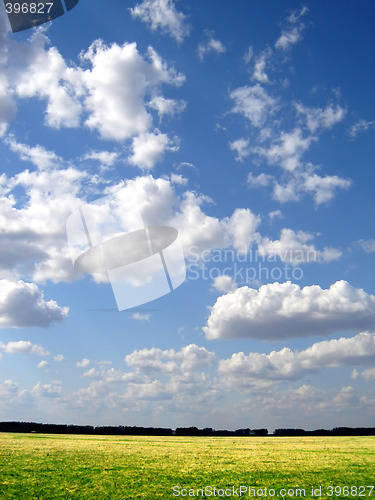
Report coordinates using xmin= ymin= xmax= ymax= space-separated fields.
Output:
xmin=0 ymin=433 xmax=374 ymax=499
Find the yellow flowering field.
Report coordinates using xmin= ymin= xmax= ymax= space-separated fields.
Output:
xmin=0 ymin=433 xmax=374 ymax=499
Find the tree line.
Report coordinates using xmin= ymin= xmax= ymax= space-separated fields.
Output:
xmin=0 ymin=422 xmax=374 ymax=436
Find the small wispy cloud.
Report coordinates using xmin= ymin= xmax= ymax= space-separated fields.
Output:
xmin=230 ymin=84 xmax=277 ymax=128
xmin=348 ymin=119 xmax=375 ymax=137
xmin=132 ymin=312 xmax=151 ymax=321
xmin=356 ymin=239 xmax=375 ymax=253
xmin=129 ymin=0 xmax=190 ymax=43
xmin=229 ymin=138 xmax=250 ymax=161
xmin=54 ymin=355 xmax=65 ymax=363
xmin=198 ymin=34 xmax=226 ymax=61
xmin=275 ymin=7 xmax=308 ymax=51
xmin=82 ymin=150 xmax=119 ymax=167
xmin=76 ymin=358 xmax=90 ymax=368
xmin=212 ymin=275 xmax=237 ymax=293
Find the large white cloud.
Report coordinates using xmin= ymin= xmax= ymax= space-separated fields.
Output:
xmin=80 ymin=42 xmax=184 ymax=143
xmin=0 ymin=148 xmax=88 ymax=283
xmin=129 ymin=0 xmax=190 ymax=43
xmin=106 ymin=178 xmax=259 ymax=260
xmin=0 ymin=164 xmax=263 ymax=286
xmin=203 ymin=281 xmax=375 ymax=340
xmin=0 ymin=16 xmax=186 ymax=168
xmin=0 ymin=279 xmax=68 ymax=328
xmin=218 ymin=332 xmax=375 ymax=382
xmin=172 ymin=197 xmax=261 ymax=258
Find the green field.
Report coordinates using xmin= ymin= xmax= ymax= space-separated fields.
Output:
xmin=0 ymin=433 xmax=374 ymax=499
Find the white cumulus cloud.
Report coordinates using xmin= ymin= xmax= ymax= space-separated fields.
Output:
xmin=303 ymin=172 xmax=351 ymax=204
xmin=212 ymin=275 xmax=237 ymax=293
xmin=54 ymin=355 xmax=65 ymax=362
xmin=128 ymin=130 xmax=179 ymax=170
xmin=203 ymin=281 xmax=375 ymax=340
xmin=229 ymin=138 xmax=250 ymax=162
xmin=125 ymin=344 xmax=215 ymax=375
xmin=296 ymin=103 xmax=346 ymax=133
xmin=354 ymin=368 xmax=375 ymax=381
xmin=0 ymin=280 xmax=68 ymax=328
xmin=0 ymin=157 xmax=88 ymax=283
xmin=253 ymin=128 xmax=313 ymax=172
xmin=0 ymin=340 xmax=49 ymax=356
xmin=77 ymin=358 xmax=91 ymax=368
xmin=0 ymin=25 xmax=186 ymax=159
xmin=80 ymin=42 xmax=185 ymax=142
xmin=32 ymin=381 xmax=62 ymax=398
xmin=219 ymin=332 xmax=375 ymax=382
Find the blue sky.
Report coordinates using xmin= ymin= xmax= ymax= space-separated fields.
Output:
xmin=0 ymin=0 xmax=374 ymax=431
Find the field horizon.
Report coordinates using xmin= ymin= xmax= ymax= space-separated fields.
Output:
xmin=1 ymin=420 xmax=374 ymax=437
xmin=1 ymin=433 xmax=374 ymax=499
